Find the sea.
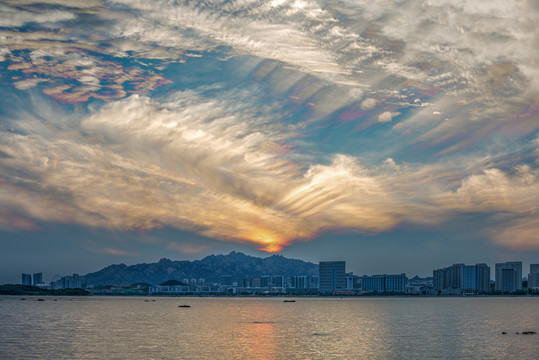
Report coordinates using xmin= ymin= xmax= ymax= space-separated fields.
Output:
xmin=0 ymin=296 xmax=537 ymax=359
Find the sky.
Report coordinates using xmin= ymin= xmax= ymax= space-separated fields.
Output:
xmin=1 ymin=0 xmax=538 ymax=284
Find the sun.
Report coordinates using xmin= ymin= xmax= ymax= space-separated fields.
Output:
xmin=248 ymin=228 xmax=287 ymax=253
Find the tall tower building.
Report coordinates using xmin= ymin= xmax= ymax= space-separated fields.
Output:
xmin=33 ymin=273 xmax=43 ymax=286
xmin=434 ymin=263 xmax=490 ymax=293
xmin=528 ymin=264 xmax=539 ymax=290
xmin=495 ymin=261 xmax=522 ymax=292
xmin=319 ymin=261 xmax=346 ymax=293
xmin=22 ymin=273 xmax=32 ymax=285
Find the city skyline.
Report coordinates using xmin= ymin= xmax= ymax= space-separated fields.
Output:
xmin=1 ymin=1 xmax=539 ymax=283
xmin=6 ymin=251 xmax=538 ymax=288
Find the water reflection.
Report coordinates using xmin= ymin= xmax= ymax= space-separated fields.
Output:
xmin=238 ymin=301 xmax=278 ymax=360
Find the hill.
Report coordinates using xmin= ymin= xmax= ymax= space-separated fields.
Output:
xmin=83 ymin=251 xmax=318 ymax=286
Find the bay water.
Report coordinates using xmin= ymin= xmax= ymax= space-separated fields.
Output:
xmin=1 ymin=296 xmax=537 ymax=359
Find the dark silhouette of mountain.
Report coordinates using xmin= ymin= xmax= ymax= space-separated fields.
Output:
xmin=83 ymin=251 xmax=318 ymax=286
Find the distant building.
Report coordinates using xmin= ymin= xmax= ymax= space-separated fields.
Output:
xmin=260 ymin=275 xmax=271 ymax=288
xmin=272 ymin=275 xmax=284 ymax=288
xmin=362 ymin=275 xmax=384 ymax=292
xmin=251 ymin=277 xmax=261 ymax=288
xmin=495 ymin=262 xmax=522 ymax=292
xmin=361 ymin=274 xmax=406 ymax=293
xmin=462 ymin=264 xmax=490 ymax=293
xmin=32 ymin=273 xmax=43 ymax=286
xmin=345 ymin=273 xmax=355 ymax=290
xmin=434 ymin=263 xmax=490 ymax=294
xmin=22 ymin=273 xmax=32 ymax=286
xmin=291 ymin=276 xmax=309 ymax=289
xmin=384 ymin=274 xmax=407 ymax=293
xmin=309 ymin=276 xmax=319 ymax=289
xmin=528 ymin=264 xmax=539 ymax=290
xmin=319 ymin=261 xmax=346 ymax=293
xmin=51 ymin=273 xmax=84 ymax=290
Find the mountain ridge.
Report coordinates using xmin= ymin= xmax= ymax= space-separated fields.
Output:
xmin=83 ymin=251 xmax=318 ymax=286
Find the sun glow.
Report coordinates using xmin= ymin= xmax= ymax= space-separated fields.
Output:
xmin=248 ymin=228 xmax=287 ymax=253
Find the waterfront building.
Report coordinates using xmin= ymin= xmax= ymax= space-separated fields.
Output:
xmin=462 ymin=264 xmax=490 ymax=293
xmin=291 ymin=276 xmax=309 ymax=289
xmin=149 ymin=284 xmax=192 ymax=295
xmin=528 ymin=264 xmax=539 ymax=290
xmin=50 ymin=273 xmax=85 ymax=289
xmin=345 ymin=273 xmax=355 ymax=290
xmin=360 ymin=274 xmax=406 ymax=293
xmin=495 ymin=262 xmax=522 ymax=292
xmin=272 ymin=275 xmax=284 ymax=288
xmin=310 ymin=276 xmax=319 ymax=289
xmin=362 ymin=275 xmax=384 ymax=292
xmin=22 ymin=273 xmax=32 ymax=285
xmin=251 ymin=277 xmax=261 ymax=288
xmin=434 ymin=263 xmax=490 ymax=294
xmin=319 ymin=261 xmax=346 ymax=293
xmin=384 ymin=274 xmax=407 ymax=293
xmin=260 ymin=275 xmax=271 ymax=288
xmin=32 ymin=273 xmax=43 ymax=286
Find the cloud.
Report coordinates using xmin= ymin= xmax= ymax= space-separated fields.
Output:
xmin=378 ymin=111 xmax=400 ymax=123
xmin=0 ymin=90 xmax=409 ymax=252
xmin=490 ymin=217 xmax=539 ymax=250
xmin=0 ymin=0 xmax=538 ymax=255
xmin=360 ymin=98 xmax=377 ymax=110
xmin=100 ymin=248 xmax=140 ymax=256
xmin=436 ymin=166 xmax=539 ymax=214
xmin=0 ymin=4 xmax=75 ymax=27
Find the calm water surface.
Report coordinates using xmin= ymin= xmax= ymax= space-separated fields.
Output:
xmin=0 ymin=296 xmax=538 ymax=359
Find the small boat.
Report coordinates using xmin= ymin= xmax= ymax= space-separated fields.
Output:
xmin=178 ymin=305 xmax=191 ymax=308
xmin=283 ymin=300 xmax=295 ymax=303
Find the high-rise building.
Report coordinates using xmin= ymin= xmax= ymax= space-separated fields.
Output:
xmin=384 ymin=274 xmax=407 ymax=293
xmin=251 ymin=277 xmax=261 ymax=288
xmin=361 ymin=274 xmax=406 ymax=293
xmin=32 ymin=273 xmax=43 ymax=286
xmin=362 ymin=275 xmax=385 ymax=292
xmin=319 ymin=261 xmax=346 ymax=293
xmin=433 ymin=264 xmax=464 ymax=292
xmin=291 ymin=276 xmax=309 ymax=289
xmin=260 ymin=275 xmax=271 ymax=288
xmin=495 ymin=262 xmax=522 ymax=292
xmin=528 ymin=264 xmax=539 ymax=290
xmin=462 ymin=264 xmax=490 ymax=293
xmin=271 ymin=275 xmax=284 ymax=288
xmin=72 ymin=274 xmax=83 ymax=289
xmin=345 ymin=273 xmax=355 ymax=290
xmin=434 ymin=263 xmax=490 ymax=293
xmin=309 ymin=276 xmax=319 ymax=289
xmin=22 ymin=273 xmax=32 ymax=285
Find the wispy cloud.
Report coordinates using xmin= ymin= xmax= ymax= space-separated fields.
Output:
xmin=0 ymin=0 xmax=538 ymax=253
xmin=99 ymin=248 xmax=140 ymax=256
